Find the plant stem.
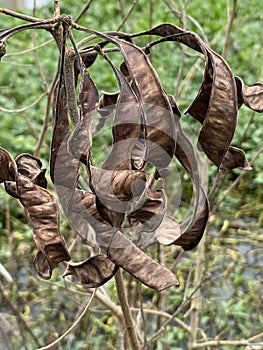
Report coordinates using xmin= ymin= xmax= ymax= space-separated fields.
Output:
xmin=115 ymin=269 xmax=141 ymax=350
xmin=188 ymin=232 xmax=206 ymax=349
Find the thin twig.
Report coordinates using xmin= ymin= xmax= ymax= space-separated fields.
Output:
xmin=0 ymin=92 xmax=46 ymax=113
xmin=170 ymin=249 xmax=185 ymax=271
xmin=135 ymin=284 xmax=147 ymax=347
xmin=208 ymin=171 xmax=224 ymax=201
xmin=174 ymin=0 xmax=186 ymax=97
xmin=0 ymin=60 xmax=32 ymax=67
xmin=118 ymin=0 xmax=126 ymax=25
xmin=148 ymin=273 xmax=210 ymax=344
xmin=0 ymin=7 xmax=44 ymax=23
xmin=32 ymin=32 xmax=49 ymax=91
xmin=162 ymin=0 xmax=209 ymax=43
xmin=131 ymin=307 xmax=191 ymax=334
xmin=0 ymin=281 xmax=41 ymax=347
xmin=238 ymin=111 xmax=256 ymax=147
xmin=174 ymin=44 xmax=185 ymax=98
xmin=68 ymin=30 xmax=83 ymax=78
xmin=160 ymin=247 xmax=168 ymax=350
xmin=148 ymin=0 xmax=154 ymax=46
xmin=74 ymin=0 xmax=94 ymax=23
xmin=36 ymin=289 xmax=96 ymax=350
xmin=117 ymin=0 xmax=139 ymax=31
xmin=34 ymin=90 xmax=52 ymax=157
xmin=40 ymin=277 xmax=124 ymax=322
xmin=222 ymin=0 xmax=237 ymax=59
xmin=4 ymin=39 xmax=53 ymax=57
xmin=0 ymin=263 xmax=13 ymax=283
xmin=31 ymin=5 xmax=52 ymax=157
xmin=0 ymin=20 xmax=56 ymax=42
xmin=192 ymin=340 xmax=263 ymax=348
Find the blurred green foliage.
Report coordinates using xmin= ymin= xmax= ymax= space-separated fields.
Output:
xmin=0 ymin=0 xmax=262 ymax=349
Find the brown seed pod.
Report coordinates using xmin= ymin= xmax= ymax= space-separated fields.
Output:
xmin=64 ymin=254 xmax=118 ymax=288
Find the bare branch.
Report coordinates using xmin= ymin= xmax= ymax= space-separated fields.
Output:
xmin=0 ymin=7 xmax=44 ymax=23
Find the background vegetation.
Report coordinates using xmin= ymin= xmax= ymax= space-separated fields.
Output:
xmin=0 ymin=0 xmax=262 ymax=349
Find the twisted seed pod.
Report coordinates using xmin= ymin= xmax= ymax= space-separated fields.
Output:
xmin=134 ymin=23 xmax=250 ymax=171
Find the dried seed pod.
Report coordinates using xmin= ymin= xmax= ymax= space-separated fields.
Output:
xmin=64 ymin=49 xmax=80 ymax=127
xmin=128 ymin=187 xmax=167 ymax=237
xmin=51 ymin=79 xmax=97 ymax=246
xmin=5 ymin=153 xmax=47 ymax=199
xmin=50 ymin=82 xmax=72 ymax=184
xmin=73 ymin=52 xmax=98 ymax=86
xmin=0 ymin=147 xmax=19 ymax=198
xmin=219 ymin=146 xmax=251 ymax=171
xmin=67 ymin=64 xmax=99 ymax=165
xmin=77 ymin=51 xmax=147 ymax=226
xmin=91 ymin=30 xmax=176 ymax=172
xmin=235 ymin=76 xmax=263 ymax=112
xmin=15 ymin=153 xmax=47 ymax=188
xmin=135 ymin=23 xmax=251 ymax=171
xmin=94 ymin=91 xmax=119 ymax=134
xmin=155 ymin=216 xmax=181 ymax=246
xmin=98 ymin=91 xmax=119 ymax=118
xmin=112 ymin=37 xmax=176 ymax=172
xmin=97 ymin=51 xmax=142 ymax=171
xmin=155 ymin=192 xmax=209 ymax=251
xmin=4 ymin=181 xmax=19 ymax=198
xmin=155 ymin=95 xmax=209 ymax=250
xmin=64 ymin=254 xmax=118 ymax=288
xmin=89 ymin=165 xmax=148 ymax=226
xmin=108 ymin=232 xmax=179 ymax=291
xmin=0 ymin=40 xmax=6 ymax=60
xmin=0 ymin=147 xmax=17 ymax=183
xmin=90 ymin=166 xmax=147 ymax=204
xmin=17 ymin=174 xmax=71 ymax=279
xmin=177 ymin=187 xmax=209 ymax=250
xmin=50 ymin=80 xmax=81 ymax=195
xmin=173 ymin=95 xmax=209 ymax=249
xmin=67 ymin=189 xmax=179 ymax=291
xmin=1 ymin=146 xmax=71 ymax=279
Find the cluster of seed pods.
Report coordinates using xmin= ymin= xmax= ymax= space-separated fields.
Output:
xmin=0 ymin=19 xmax=262 ymax=291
